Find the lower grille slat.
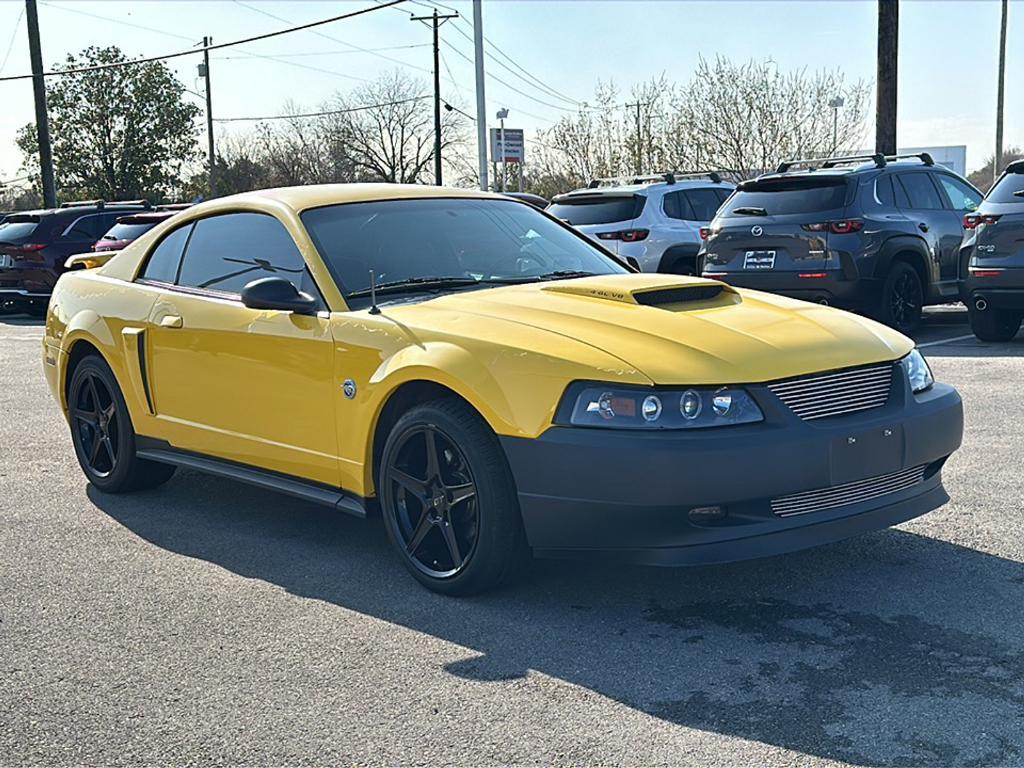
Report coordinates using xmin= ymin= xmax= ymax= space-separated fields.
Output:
xmin=768 ymin=363 xmax=894 ymax=421
xmin=771 ymin=465 xmax=927 ymax=517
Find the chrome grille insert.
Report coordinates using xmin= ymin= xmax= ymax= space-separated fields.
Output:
xmin=768 ymin=363 xmax=894 ymax=421
xmin=771 ymin=464 xmax=927 ymax=517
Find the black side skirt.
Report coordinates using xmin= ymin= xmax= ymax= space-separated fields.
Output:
xmin=135 ymin=436 xmax=367 ymax=518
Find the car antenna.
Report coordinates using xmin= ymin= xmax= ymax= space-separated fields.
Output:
xmin=368 ymin=269 xmax=381 ymax=315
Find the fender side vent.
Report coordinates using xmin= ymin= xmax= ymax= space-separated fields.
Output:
xmin=136 ymin=330 xmax=154 ymax=414
xmin=634 ymin=285 xmax=724 ymax=306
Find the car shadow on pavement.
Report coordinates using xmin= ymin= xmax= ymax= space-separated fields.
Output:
xmin=0 ymin=314 xmax=44 ymax=326
xmin=88 ymin=472 xmax=1024 ymax=767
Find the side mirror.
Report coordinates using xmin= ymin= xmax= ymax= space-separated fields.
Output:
xmin=240 ymin=277 xmax=318 ymax=314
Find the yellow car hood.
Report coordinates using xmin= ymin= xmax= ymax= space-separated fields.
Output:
xmin=428 ymin=274 xmax=913 ymax=385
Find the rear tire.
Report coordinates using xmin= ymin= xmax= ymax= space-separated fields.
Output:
xmin=877 ymin=262 xmax=924 ymax=334
xmin=659 ymin=247 xmax=699 ymax=276
xmin=67 ymin=355 xmax=176 ymax=493
xmin=378 ymin=398 xmax=528 ymax=596
xmin=968 ymin=305 xmax=1022 ymax=342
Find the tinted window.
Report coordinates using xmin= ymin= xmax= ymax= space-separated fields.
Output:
xmin=0 ymin=220 xmax=40 ymax=242
xmin=896 ymin=173 xmax=944 ymax=209
xmin=663 ymin=192 xmax=692 ymax=220
xmin=722 ymin=178 xmax=848 ymax=216
xmin=301 ymin=198 xmax=626 ymax=308
xmin=177 ymin=213 xmax=307 ymax=295
xmin=547 ymin=195 xmax=644 ymax=225
xmin=986 ymin=171 xmax=1024 ymax=203
xmin=140 ymin=224 xmax=192 ymax=284
xmin=713 ymin=188 xmax=732 ymax=204
xmin=936 ymin=175 xmax=982 ymax=211
xmin=101 ymin=222 xmax=157 ymax=242
xmin=63 ymin=214 xmax=106 ymax=240
xmin=682 ymin=188 xmax=724 ymax=221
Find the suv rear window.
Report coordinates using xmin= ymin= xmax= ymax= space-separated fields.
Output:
xmin=547 ymin=195 xmax=645 ymax=225
xmin=722 ymin=178 xmax=848 ymax=216
xmin=0 ymin=219 xmax=40 ymax=242
xmin=986 ymin=170 xmax=1024 ymax=203
xmin=100 ymin=222 xmax=157 ymax=242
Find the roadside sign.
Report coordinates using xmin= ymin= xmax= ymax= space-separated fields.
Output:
xmin=489 ymin=128 xmax=525 ymax=164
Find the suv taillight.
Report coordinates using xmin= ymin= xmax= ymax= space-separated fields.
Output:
xmin=801 ymin=220 xmax=864 ymax=234
xmin=5 ymin=243 xmax=47 ymax=260
xmin=597 ymin=229 xmax=649 ymax=242
xmin=699 ymin=226 xmax=711 ymax=240
xmin=964 ymin=213 xmax=1001 ymax=229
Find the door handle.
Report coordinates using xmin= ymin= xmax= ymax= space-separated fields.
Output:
xmin=159 ymin=314 xmax=183 ymax=329
xmin=918 ymin=222 xmax=929 ymax=233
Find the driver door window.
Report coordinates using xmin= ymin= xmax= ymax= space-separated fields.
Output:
xmin=936 ymin=175 xmax=982 ymax=212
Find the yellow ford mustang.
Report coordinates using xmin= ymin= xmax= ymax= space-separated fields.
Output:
xmin=43 ymin=184 xmax=963 ymax=594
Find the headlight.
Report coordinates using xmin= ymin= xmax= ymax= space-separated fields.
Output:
xmin=901 ymin=348 xmax=934 ymax=394
xmin=561 ymin=383 xmax=764 ymax=429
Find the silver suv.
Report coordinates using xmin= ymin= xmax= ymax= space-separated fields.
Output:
xmin=548 ymin=172 xmax=735 ymax=274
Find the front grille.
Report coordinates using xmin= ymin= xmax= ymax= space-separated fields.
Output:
xmin=768 ymin=363 xmax=894 ymax=421
xmin=770 ymin=464 xmax=927 ymax=517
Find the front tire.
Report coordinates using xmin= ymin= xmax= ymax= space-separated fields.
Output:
xmin=877 ymin=262 xmax=923 ymax=333
xmin=968 ymin=305 xmax=1022 ymax=342
xmin=378 ymin=398 xmax=527 ymax=595
xmin=67 ymin=355 xmax=176 ymax=493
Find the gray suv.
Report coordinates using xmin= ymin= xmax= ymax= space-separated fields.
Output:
xmin=700 ymin=153 xmax=982 ymax=333
xmin=960 ymin=159 xmax=1024 ymax=341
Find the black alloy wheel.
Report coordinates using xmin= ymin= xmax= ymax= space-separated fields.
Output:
xmin=880 ymin=262 xmax=923 ymax=333
xmin=385 ymin=424 xmax=480 ymax=579
xmin=379 ymin=399 xmax=528 ymax=595
xmin=71 ymin=369 xmax=120 ymax=479
xmin=67 ymin=355 xmax=176 ymax=493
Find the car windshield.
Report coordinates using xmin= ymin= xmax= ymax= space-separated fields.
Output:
xmin=721 ymin=177 xmax=848 ymax=217
xmin=100 ymin=222 xmax=157 ymax=241
xmin=547 ymin=195 xmax=644 ymax=225
xmin=301 ymin=197 xmax=627 ymax=308
xmin=986 ymin=170 xmax=1024 ymax=204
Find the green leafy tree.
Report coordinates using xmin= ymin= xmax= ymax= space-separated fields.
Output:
xmin=968 ymin=147 xmax=1023 ymax=194
xmin=17 ymin=46 xmax=200 ymax=202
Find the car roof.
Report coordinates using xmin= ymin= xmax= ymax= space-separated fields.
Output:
xmin=199 ymin=183 xmax=499 ymax=215
xmin=554 ymin=179 xmax=731 ymax=201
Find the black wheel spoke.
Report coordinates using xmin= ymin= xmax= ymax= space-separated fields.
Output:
xmin=447 ymin=481 xmax=476 ymax=507
xmin=439 ymin=518 xmax=463 ymax=569
xmin=405 ymin=510 xmax=433 ymax=555
xmin=87 ymin=376 xmax=101 ymax=413
xmin=72 ymin=410 xmax=98 ymax=429
xmin=100 ymin=436 xmax=116 ymax=466
xmin=424 ymin=429 xmax=441 ymax=480
xmin=390 ymin=467 xmax=428 ymax=498
xmin=89 ymin=432 xmax=104 ymax=464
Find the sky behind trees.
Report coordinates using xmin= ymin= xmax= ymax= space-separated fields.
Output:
xmin=0 ymin=0 xmax=1018 ymax=184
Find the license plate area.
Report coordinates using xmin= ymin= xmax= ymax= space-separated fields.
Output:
xmin=830 ymin=424 xmax=904 ymax=484
xmin=743 ymin=250 xmax=776 ymax=269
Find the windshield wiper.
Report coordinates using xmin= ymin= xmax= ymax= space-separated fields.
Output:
xmin=732 ymin=206 xmax=768 ymax=216
xmin=535 ymin=270 xmax=598 ymax=280
xmin=347 ymin=276 xmax=480 ymax=298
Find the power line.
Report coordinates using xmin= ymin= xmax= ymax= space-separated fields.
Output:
xmin=0 ymin=0 xmax=406 ymax=83
xmin=214 ymin=95 xmax=429 ymax=122
xmin=0 ymin=7 xmax=24 ymax=76
xmin=215 ymin=44 xmax=430 ymax=60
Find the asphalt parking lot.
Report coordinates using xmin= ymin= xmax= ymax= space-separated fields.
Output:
xmin=1 ymin=307 xmax=1023 ymax=767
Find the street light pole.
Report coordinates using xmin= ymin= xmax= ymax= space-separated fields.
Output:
xmin=496 ymin=108 xmax=508 ymax=192
xmin=472 ymin=0 xmax=488 ymax=192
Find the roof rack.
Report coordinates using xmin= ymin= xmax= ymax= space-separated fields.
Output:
xmin=775 ymin=154 xmax=886 ymax=174
xmin=58 ymin=199 xmax=151 ymax=210
xmin=587 ymin=170 xmax=724 ymax=188
xmin=884 ymin=152 xmax=935 ymax=166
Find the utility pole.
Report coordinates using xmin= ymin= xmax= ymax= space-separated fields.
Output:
xmin=875 ymin=0 xmax=898 ymax=156
xmin=200 ymin=37 xmax=216 ymax=197
xmin=626 ymin=101 xmax=643 ymax=174
xmin=472 ymin=0 xmax=488 ymax=192
xmin=25 ymin=0 xmax=55 ymax=207
xmin=412 ymin=8 xmax=458 ymax=186
xmin=995 ymin=0 xmax=1008 ymax=183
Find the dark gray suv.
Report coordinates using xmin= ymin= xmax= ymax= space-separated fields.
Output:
xmin=960 ymin=159 xmax=1024 ymax=341
xmin=700 ymin=153 xmax=982 ymax=333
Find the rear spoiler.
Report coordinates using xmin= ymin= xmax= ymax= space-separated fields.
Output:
xmin=65 ymin=251 xmax=118 ymax=270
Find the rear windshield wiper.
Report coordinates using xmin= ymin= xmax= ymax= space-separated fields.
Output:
xmin=731 ymin=206 xmax=768 ymax=216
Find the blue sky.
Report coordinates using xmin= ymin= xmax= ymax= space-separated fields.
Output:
xmin=0 ymin=0 xmax=1019 ymax=185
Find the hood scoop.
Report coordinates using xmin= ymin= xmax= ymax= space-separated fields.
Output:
xmin=541 ymin=276 xmax=741 ymax=310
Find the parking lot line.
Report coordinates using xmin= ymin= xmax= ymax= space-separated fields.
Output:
xmin=918 ymin=334 xmax=977 ymax=348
